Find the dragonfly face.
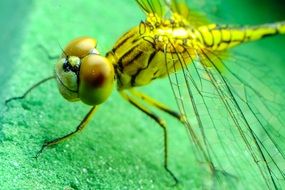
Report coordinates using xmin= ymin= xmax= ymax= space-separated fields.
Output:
xmin=55 ymin=37 xmax=115 ymax=105
xmin=55 ymin=55 xmax=81 ymax=101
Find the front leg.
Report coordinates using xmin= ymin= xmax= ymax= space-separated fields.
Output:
xmin=35 ymin=106 xmax=97 ymax=158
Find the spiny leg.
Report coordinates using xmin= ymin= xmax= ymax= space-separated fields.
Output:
xmin=5 ymin=44 xmax=59 ymax=105
xmin=35 ymin=106 xmax=97 ymax=158
xmin=120 ymin=91 xmax=178 ymax=186
xmin=5 ymin=76 xmax=55 ymax=105
xmin=129 ymin=89 xmax=185 ymax=122
xmin=37 ymin=44 xmax=60 ymax=60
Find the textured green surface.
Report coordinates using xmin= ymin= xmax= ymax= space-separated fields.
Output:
xmin=0 ymin=0 xmax=285 ymax=190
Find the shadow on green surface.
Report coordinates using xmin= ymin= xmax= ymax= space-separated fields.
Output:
xmin=0 ymin=0 xmax=34 ymax=148
xmin=0 ymin=0 xmax=34 ymax=97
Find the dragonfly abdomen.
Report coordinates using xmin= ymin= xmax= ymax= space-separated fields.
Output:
xmin=196 ymin=21 xmax=285 ymax=51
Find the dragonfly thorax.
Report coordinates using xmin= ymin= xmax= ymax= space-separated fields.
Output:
xmin=106 ymin=14 xmax=199 ymax=90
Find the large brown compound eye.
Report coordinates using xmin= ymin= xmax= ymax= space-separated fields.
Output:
xmin=63 ymin=37 xmax=97 ymax=58
xmin=78 ymin=54 xmax=115 ymax=105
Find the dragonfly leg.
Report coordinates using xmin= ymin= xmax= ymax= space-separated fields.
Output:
xmin=6 ymin=44 xmax=59 ymax=106
xmin=5 ymin=76 xmax=55 ymax=106
xmin=35 ymin=106 xmax=97 ymax=158
xmin=129 ymin=89 xmax=185 ymax=123
xmin=120 ymin=91 xmax=179 ymax=186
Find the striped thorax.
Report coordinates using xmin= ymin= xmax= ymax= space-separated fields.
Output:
xmin=106 ymin=13 xmax=200 ymax=90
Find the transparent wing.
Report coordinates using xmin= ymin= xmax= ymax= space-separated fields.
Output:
xmin=164 ymin=0 xmax=210 ymax=26
xmin=163 ymin=43 xmax=285 ymax=189
xmin=135 ymin=0 xmax=167 ymax=17
xmin=135 ymin=0 xmax=209 ymax=26
xmin=134 ymin=0 xmax=285 ymax=188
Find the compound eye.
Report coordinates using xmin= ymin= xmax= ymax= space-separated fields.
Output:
xmin=78 ymin=54 xmax=115 ymax=105
xmin=63 ymin=37 xmax=97 ymax=58
xmin=55 ymin=36 xmax=113 ymax=105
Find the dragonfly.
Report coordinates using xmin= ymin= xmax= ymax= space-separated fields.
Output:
xmin=5 ymin=0 xmax=285 ymax=189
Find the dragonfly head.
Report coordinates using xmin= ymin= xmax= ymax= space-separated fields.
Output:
xmin=55 ymin=37 xmax=115 ymax=105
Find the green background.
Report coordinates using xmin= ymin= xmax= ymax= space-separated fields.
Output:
xmin=0 ymin=0 xmax=284 ymax=189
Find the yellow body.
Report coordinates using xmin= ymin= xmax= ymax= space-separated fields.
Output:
xmin=106 ymin=13 xmax=285 ymax=90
